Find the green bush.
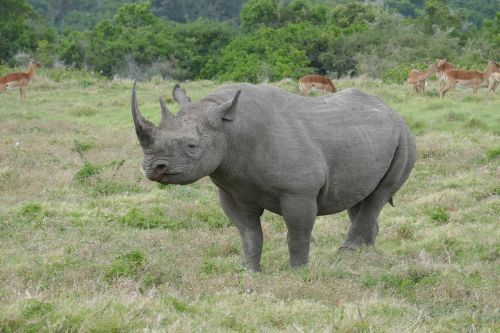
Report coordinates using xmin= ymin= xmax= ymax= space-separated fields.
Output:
xmin=201 ymin=25 xmax=313 ymax=82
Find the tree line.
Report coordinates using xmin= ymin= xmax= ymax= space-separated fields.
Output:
xmin=1 ymin=0 xmax=498 ymax=83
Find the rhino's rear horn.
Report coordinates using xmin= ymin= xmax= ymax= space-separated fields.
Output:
xmin=172 ymin=84 xmax=192 ymax=105
xmin=131 ymin=81 xmax=156 ymax=147
xmin=159 ymin=97 xmax=176 ymax=130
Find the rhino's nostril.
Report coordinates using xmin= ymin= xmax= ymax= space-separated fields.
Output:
xmin=154 ymin=164 xmax=167 ymax=172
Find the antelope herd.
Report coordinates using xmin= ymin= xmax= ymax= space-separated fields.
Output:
xmin=0 ymin=58 xmax=498 ymax=101
xmin=297 ymin=59 xmax=499 ymax=99
xmin=407 ymin=59 xmax=500 ymax=98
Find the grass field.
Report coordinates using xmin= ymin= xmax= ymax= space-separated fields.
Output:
xmin=0 ymin=70 xmax=499 ymax=332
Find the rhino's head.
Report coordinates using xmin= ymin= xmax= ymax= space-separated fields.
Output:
xmin=131 ymin=82 xmax=241 ymax=185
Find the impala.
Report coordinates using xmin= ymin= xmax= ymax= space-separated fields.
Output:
xmin=298 ymin=74 xmax=337 ymax=96
xmin=488 ymin=72 xmax=500 ymax=95
xmin=0 ymin=60 xmax=42 ymax=100
xmin=407 ymin=64 xmax=437 ymax=93
xmin=435 ymin=59 xmax=454 ymax=88
xmin=439 ymin=61 xmax=499 ymax=98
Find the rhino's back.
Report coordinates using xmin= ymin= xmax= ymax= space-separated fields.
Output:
xmin=212 ymin=84 xmax=398 ymax=124
xmin=211 ymin=84 xmax=409 ymax=215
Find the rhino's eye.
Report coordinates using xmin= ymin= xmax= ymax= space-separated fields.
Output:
xmin=184 ymin=140 xmax=202 ymax=158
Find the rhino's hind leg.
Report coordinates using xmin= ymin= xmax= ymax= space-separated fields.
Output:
xmin=219 ymin=190 xmax=264 ymax=272
xmin=280 ymin=195 xmax=317 ymax=268
xmin=341 ymin=128 xmax=415 ymax=250
xmin=341 ymin=199 xmax=382 ymax=249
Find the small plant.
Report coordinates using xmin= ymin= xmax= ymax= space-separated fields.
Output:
xmin=19 ymin=202 xmax=43 ymax=217
xmin=362 ymin=273 xmax=378 ymax=288
xmin=445 ymin=111 xmax=466 ymax=121
xmin=104 ymin=250 xmax=146 ymax=283
xmin=74 ymin=162 xmax=102 ymax=184
xmin=464 ymin=117 xmax=488 ymax=129
xmin=188 ymin=208 xmax=230 ymax=230
xmin=22 ymin=300 xmax=54 ymax=319
xmin=430 ymin=207 xmax=450 ymax=224
xmin=396 ymin=223 xmax=416 ymax=240
xmin=91 ymin=181 xmax=141 ymax=197
xmin=486 ymin=147 xmax=500 ymax=160
xmin=71 ymin=107 xmax=98 ymax=117
xmin=379 ymin=267 xmax=439 ymax=299
xmin=201 ymin=258 xmax=242 ymax=275
xmin=118 ymin=207 xmax=189 ymax=230
xmin=72 ymin=140 xmax=95 ymax=156
xmin=16 ymin=202 xmax=50 ymax=225
xmin=165 ymin=296 xmax=193 ymax=313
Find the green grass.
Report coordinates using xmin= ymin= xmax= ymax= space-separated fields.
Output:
xmin=0 ymin=72 xmax=499 ymax=332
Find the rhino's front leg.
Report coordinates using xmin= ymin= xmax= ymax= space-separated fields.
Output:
xmin=219 ymin=190 xmax=264 ymax=272
xmin=280 ymin=195 xmax=317 ymax=268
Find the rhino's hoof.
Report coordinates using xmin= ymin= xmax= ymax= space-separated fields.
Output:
xmin=339 ymin=241 xmax=360 ymax=251
xmin=290 ymin=262 xmax=309 ymax=270
xmin=241 ymin=260 xmax=261 ymax=273
xmin=339 ymin=245 xmax=357 ymax=251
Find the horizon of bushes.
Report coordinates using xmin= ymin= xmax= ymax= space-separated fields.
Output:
xmin=1 ymin=0 xmax=499 ymax=83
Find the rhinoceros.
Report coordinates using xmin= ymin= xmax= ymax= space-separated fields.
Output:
xmin=131 ymin=82 xmax=416 ymax=271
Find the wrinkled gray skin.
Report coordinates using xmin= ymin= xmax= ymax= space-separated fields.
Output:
xmin=131 ymin=82 xmax=416 ymax=272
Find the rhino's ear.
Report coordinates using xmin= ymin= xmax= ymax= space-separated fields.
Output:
xmin=172 ymin=84 xmax=191 ymax=105
xmin=159 ymin=97 xmax=176 ymax=130
xmin=215 ymin=90 xmax=241 ymax=121
xmin=131 ymin=81 xmax=157 ymax=147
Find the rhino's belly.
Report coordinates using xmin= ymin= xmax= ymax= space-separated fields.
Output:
xmin=315 ymin=181 xmax=381 ymax=215
xmin=315 ymin=155 xmax=395 ymax=215
xmin=315 ymin=185 xmax=376 ymax=215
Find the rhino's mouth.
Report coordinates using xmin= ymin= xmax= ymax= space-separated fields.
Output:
xmin=155 ymin=172 xmax=182 ymax=181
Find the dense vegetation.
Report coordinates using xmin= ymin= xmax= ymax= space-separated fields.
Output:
xmin=1 ymin=0 xmax=499 ymax=82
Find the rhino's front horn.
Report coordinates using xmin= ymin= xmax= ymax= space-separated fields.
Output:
xmin=131 ymin=81 xmax=156 ymax=147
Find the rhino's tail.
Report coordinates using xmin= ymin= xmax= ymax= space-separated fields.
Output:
xmin=388 ymin=197 xmax=394 ymax=207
